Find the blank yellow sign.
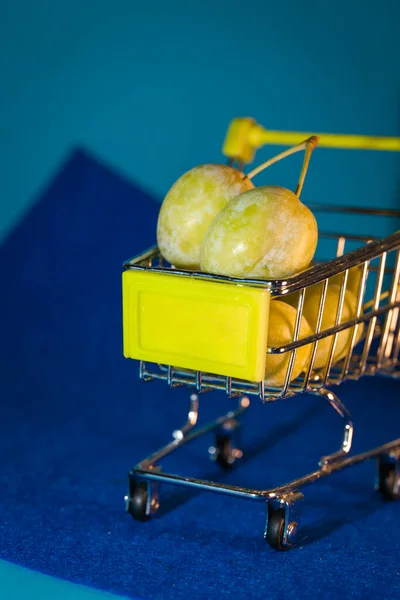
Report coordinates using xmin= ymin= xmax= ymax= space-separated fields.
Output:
xmin=122 ymin=270 xmax=270 ymax=382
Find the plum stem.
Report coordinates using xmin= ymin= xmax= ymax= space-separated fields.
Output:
xmin=246 ymin=136 xmax=319 ymax=199
xmin=295 ymin=136 xmax=319 ymax=198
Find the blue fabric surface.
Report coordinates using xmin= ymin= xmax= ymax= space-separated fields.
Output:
xmin=0 ymin=149 xmax=399 ymax=599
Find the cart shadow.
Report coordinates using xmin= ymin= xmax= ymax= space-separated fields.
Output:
xmin=161 ymin=489 xmax=387 ymax=552
xmin=300 ymin=486 xmax=386 ymax=547
xmin=157 ymin=401 xmax=325 ymax=518
xmin=157 ymin=478 xmax=389 ymax=551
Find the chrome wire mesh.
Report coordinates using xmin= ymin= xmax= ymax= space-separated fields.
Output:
xmin=125 ymin=205 xmax=400 ymax=401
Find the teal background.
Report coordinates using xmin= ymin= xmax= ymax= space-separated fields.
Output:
xmin=0 ymin=561 xmax=128 ymax=600
xmin=1 ymin=0 xmax=400 ymax=243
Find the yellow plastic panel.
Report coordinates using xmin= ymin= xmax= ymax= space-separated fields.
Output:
xmin=122 ymin=270 xmax=270 ymax=382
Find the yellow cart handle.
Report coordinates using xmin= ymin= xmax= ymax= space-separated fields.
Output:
xmin=222 ymin=116 xmax=400 ymax=165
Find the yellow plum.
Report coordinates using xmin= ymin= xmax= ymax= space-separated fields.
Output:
xmin=330 ymin=264 xmax=366 ymax=298
xmin=200 ymin=185 xmax=318 ymax=279
xmin=264 ymin=300 xmax=313 ymax=387
xmin=284 ymin=282 xmax=363 ymax=370
xmin=157 ymin=164 xmax=253 ymax=269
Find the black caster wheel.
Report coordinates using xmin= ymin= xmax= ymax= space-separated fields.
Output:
xmin=378 ymin=462 xmax=400 ymax=501
xmin=266 ymin=509 xmax=300 ymax=551
xmin=212 ymin=435 xmax=243 ymax=470
xmin=126 ymin=481 xmax=151 ymax=522
xmin=216 ymin=436 xmax=234 ymax=470
xmin=266 ymin=509 xmax=287 ymax=551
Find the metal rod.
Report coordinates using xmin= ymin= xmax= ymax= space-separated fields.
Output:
xmin=377 ymin=252 xmax=400 ymax=367
xmin=137 ymin=396 xmax=250 ymax=470
xmin=322 ymin=270 xmax=349 ymax=386
xmin=124 ymin=231 xmax=400 ymax=296
xmin=281 ymin=288 xmax=306 ymax=396
xmin=359 ymin=253 xmax=387 ymax=373
xmin=134 ymin=437 xmax=400 ymax=501
xmin=342 ymin=260 xmax=369 ymax=377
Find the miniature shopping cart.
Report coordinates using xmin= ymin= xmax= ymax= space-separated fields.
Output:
xmin=122 ymin=117 xmax=400 ymax=550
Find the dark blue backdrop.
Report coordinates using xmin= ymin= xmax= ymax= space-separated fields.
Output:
xmin=0 ymin=150 xmax=399 ymax=599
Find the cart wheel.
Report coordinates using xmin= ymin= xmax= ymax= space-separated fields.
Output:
xmin=266 ymin=509 xmax=287 ymax=551
xmin=214 ymin=436 xmax=237 ymax=470
xmin=378 ymin=462 xmax=400 ymax=501
xmin=127 ymin=482 xmax=151 ymax=521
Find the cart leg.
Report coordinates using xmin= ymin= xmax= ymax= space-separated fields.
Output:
xmin=209 ymin=409 xmax=246 ymax=470
xmin=376 ymin=450 xmax=400 ymax=500
xmin=265 ymin=490 xmax=304 ymax=550
xmin=310 ymin=388 xmax=354 ymax=467
xmin=125 ymin=394 xmax=200 ymax=521
xmin=125 ymin=394 xmax=250 ymax=519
